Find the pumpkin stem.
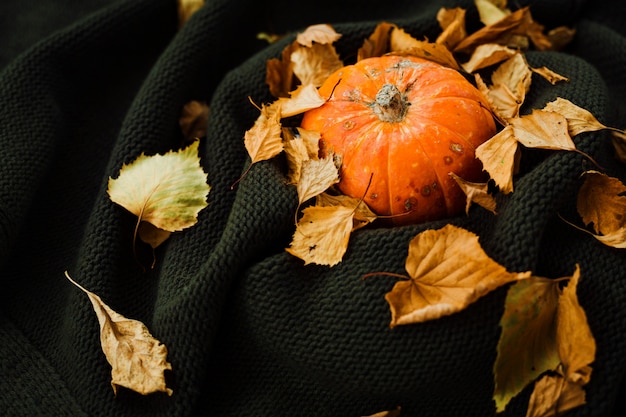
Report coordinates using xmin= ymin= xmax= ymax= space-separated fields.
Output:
xmin=371 ymin=83 xmax=409 ymax=123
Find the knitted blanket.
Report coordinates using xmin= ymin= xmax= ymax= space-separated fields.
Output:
xmin=1 ymin=0 xmax=625 ymax=416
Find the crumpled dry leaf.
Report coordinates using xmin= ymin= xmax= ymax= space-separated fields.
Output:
xmin=291 ymin=43 xmax=344 ymax=87
xmin=475 ymin=0 xmax=511 ymax=26
xmin=612 ymin=130 xmax=626 ymax=164
xmin=511 ymin=110 xmax=575 ymax=151
xmin=65 ymin=272 xmax=173 ymax=396
xmin=543 ymin=97 xmax=614 ymax=137
xmin=283 ymin=127 xmax=321 ymax=184
xmin=296 ymin=23 xmax=342 ymax=47
xmin=454 ymin=6 xmax=528 ymax=53
xmin=179 ymin=100 xmax=209 ymax=142
xmin=357 ymin=21 xmax=395 ymax=60
xmin=494 ymin=276 xmax=561 ymax=412
xmin=363 ymin=407 xmax=402 ymax=417
xmin=530 ymin=66 xmax=569 ymax=85
xmin=577 ymin=170 xmax=626 ymax=235
xmin=316 ymin=192 xmax=377 ymax=230
xmin=384 ymin=224 xmax=530 ymax=327
xmin=286 ymin=205 xmax=355 ymax=266
xmin=462 ymin=43 xmax=517 ymax=73
xmin=526 ymin=372 xmax=587 ymax=417
xmin=243 ymin=101 xmax=284 ymax=165
xmin=435 ymin=7 xmax=467 ymax=50
xmin=276 ymin=83 xmax=327 ymax=118
xmin=266 ymin=42 xmax=298 ymax=98
xmin=107 ymin=140 xmax=210 ymax=245
xmin=475 ymin=125 xmax=520 ymax=194
xmin=296 ymin=154 xmax=339 ymax=205
xmin=177 ymin=0 xmax=204 ymax=28
xmin=449 ymin=172 xmax=497 ymax=214
xmin=390 ymin=27 xmax=461 ymax=70
xmin=474 ymin=53 xmax=532 ymax=123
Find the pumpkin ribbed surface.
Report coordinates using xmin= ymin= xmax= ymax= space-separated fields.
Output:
xmin=300 ymin=55 xmax=496 ymax=225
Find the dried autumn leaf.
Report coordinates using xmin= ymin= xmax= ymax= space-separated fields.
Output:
xmin=277 ymin=83 xmax=327 ymax=118
xmin=493 ymin=276 xmax=561 ymax=412
xmin=266 ymin=42 xmax=298 ymax=98
xmin=296 ymin=23 xmax=342 ymax=47
xmin=530 ymin=66 xmax=569 ymax=85
xmin=462 ymin=43 xmax=517 ymax=73
xmin=286 ymin=205 xmax=354 ymax=266
xmin=363 ymin=407 xmax=402 ymax=417
xmin=291 ymin=43 xmax=344 ymax=87
xmin=107 ymin=140 xmax=210 ymax=235
xmin=526 ymin=373 xmax=587 ymax=417
xmin=475 ymin=0 xmax=510 ymax=26
xmin=390 ymin=28 xmax=461 ymax=70
xmin=449 ymin=172 xmax=497 ymax=214
xmin=358 ymin=21 xmax=395 ymax=61
xmin=475 ymin=125 xmax=520 ymax=194
xmin=511 ymin=110 xmax=575 ymax=151
xmin=316 ymin=192 xmax=377 ymax=230
xmin=546 ymin=26 xmax=576 ymax=51
xmin=611 ymin=131 xmax=626 ymax=164
xmin=435 ymin=7 xmax=467 ymax=50
xmin=177 ymin=0 xmax=204 ymax=28
xmin=577 ymin=171 xmax=626 ymax=235
xmin=543 ymin=97 xmax=615 ymax=137
xmin=384 ymin=224 xmax=530 ymax=327
xmin=283 ymin=127 xmax=321 ymax=184
xmin=137 ymin=221 xmax=171 ymax=250
xmin=296 ymin=155 xmax=339 ymax=205
xmin=65 ymin=272 xmax=173 ymax=396
xmin=454 ymin=6 xmax=528 ymax=53
xmin=243 ymin=101 xmax=283 ymax=164
xmin=557 ymin=265 xmax=596 ymax=385
xmin=179 ymin=100 xmax=209 ymax=142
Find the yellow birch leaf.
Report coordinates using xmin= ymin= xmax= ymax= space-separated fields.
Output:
xmin=296 ymin=155 xmax=339 ymax=205
xmin=511 ymin=110 xmax=575 ymax=151
xmin=291 ymin=43 xmax=344 ymax=87
xmin=475 ymin=0 xmax=511 ymax=26
xmin=557 ymin=265 xmax=596 ymax=385
xmin=286 ymin=205 xmax=355 ymax=266
xmin=462 ymin=43 xmax=517 ymax=73
xmin=65 ymin=272 xmax=173 ymax=396
xmin=390 ymin=28 xmax=461 ymax=70
xmin=277 ymin=84 xmax=327 ymax=118
xmin=385 ymin=224 xmax=530 ymax=327
xmin=491 ymin=53 xmax=532 ymax=118
xmin=296 ymin=24 xmax=342 ymax=47
xmin=243 ymin=101 xmax=284 ymax=164
xmin=283 ymin=128 xmax=321 ymax=184
xmin=435 ymin=7 xmax=467 ymax=50
xmin=475 ymin=125 xmax=520 ymax=194
xmin=107 ymin=140 xmax=210 ymax=234
xmin=494 ymin=276 xmax=561 ymax=412
xmin=454 ymin=7 xmax=528 ymax=53
xmin=449 ymin=172 xmax=497 ymax=215
xmin=543 ymin=97 xmax=614 ymax=137
xmin=316 ymin=192 xmax=377 ymax=230
xmin=526 ymin=373 xmax=587 ymax=417
xmin=176 ymin=0 xmax=204 ymax=28
xmin=577 ymin=171 xmax=626 ymax=235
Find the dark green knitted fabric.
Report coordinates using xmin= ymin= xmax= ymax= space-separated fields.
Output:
xmin=1 ymin=0 xmax=625 ymax=416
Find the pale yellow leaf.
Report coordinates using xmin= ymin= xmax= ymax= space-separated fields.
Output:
xmin=435 ymin=7 xmax=467 ymax=50
xmin=454 ymin=6 xmax=528 ymax=53
xmin=385 ymin=224 xmax=530 ymax=327
xmin=526 ymin=373 xmax=587 ymax=417
xmin=177 ymin=0 xmax=204 ymax=28
xmin=462 ymin=43 xmax=517 ymax=73
xmin=390 ymin=28 xmax=460 ymax=70
xmin=286 ymin=205 xmax=354 ymax=266
xmin=557 ymin=265 xmax=596 ymax=385
xmin=296 ymin=24 xmax=342 ymax=47
xmin=316 ymin=192 xmax=377 ymax=229
xmin=543 ymin=97 xmax=612 ymax=137
xmin=491 ymin=53 xmax=532 ymax=118
xmin=290 ymin=43 xmax=344 ymax=87
xmin=475 ymin=0 xmax=511 ymax=26
xmin=297 ymin=155 xmax=339 ymax=205
xmin=244 ymin=102 xmax=284 ymax=164
xmin=511 ymin=110 xmax=575 ymax=151
xmin=277 ymin=84 xmax=327 ymax=118
xmin=449 ymin=172 xmax=497 ymax=214
xmin=530 ymin=66 xmax=569 ymax=85
xmin=107 ymin=140 xmax=210 ymax=233
xmin=475 ymin=125 xmax=520 ymax=194
xmin=65 ymin=272 xmax=173 ymax=396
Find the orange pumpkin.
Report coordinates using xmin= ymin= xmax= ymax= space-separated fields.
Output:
xmin=300 ymin=55 xmax=496 ymax=226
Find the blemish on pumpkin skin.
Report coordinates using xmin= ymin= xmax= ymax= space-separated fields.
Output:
xmin=370 ymin=193 xmax=378 ymax=200
xmin=421 ymin=185 xmax=431 ymax=197
xmin=443 ymin=156 xmax=453 ymax=165
xmin=450 ymin=143 xmax=464 ymax=155
xmin=404 ymin=197 xmax=418 ymax=212
xmin=343 ymin=120 xmax=356 ymax=130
